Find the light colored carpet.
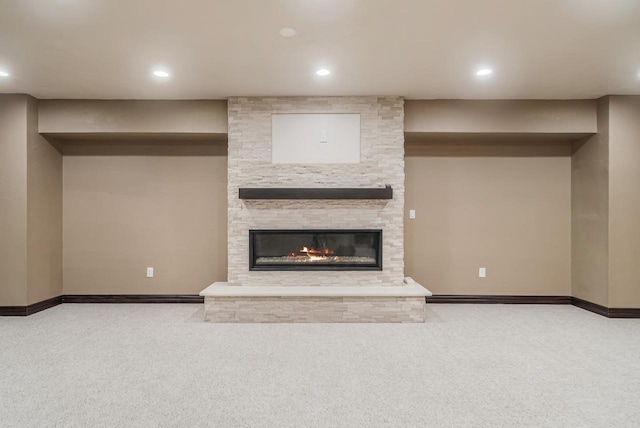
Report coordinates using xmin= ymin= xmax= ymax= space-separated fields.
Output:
xmin=1 ymin=304 xmax=639 ymax=428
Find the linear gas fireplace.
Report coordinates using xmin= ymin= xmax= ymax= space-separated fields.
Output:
xmin=249 ymin=229 xmax=382 ymax=271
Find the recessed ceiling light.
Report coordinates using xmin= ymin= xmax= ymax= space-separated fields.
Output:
xmin=475 ymin=69 xmax=493 ymax=76
xmin=316 ymin=69 xmax=331 ymax=76
xmin=153 ymin=70 xmax=170 ymax=78
xmin=279 ymin=27 xmax=296 ymax=37
xmin=0 ymin=70 xmax=9 ymax=77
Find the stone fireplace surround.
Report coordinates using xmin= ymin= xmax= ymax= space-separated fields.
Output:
xmin=200 ymin=96 xmax=430 ymax=322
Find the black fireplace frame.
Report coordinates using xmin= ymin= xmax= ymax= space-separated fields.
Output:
xmin=249 ymin=229 xmax=383 ymax=271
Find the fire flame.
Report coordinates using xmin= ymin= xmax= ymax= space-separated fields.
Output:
xmin=288 ymin=245 xmax=336 ymax=260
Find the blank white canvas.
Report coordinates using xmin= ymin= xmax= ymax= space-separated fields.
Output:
xmin=271 ymin=113 xmax=361 ymax=164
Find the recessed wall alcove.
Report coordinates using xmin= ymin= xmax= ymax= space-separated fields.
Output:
xmin=46 ymin=133 xmax=229 ymax=295
xmin=404 ymin=133 xmax=579 ymax=297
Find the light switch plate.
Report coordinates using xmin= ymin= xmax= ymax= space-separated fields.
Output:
xmin=479 ymin=267 xmax=486 ymax=278
xmin=146 ymin=267 xmax=154 ymax=278
xmin=320 ymin=129 xmax=328 ymax=143
xmin=409 ymin=209 xmax=416 ymax=219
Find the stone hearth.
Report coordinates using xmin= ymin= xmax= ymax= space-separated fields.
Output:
xmin=201 ymin=281 xmax=430 ymax=323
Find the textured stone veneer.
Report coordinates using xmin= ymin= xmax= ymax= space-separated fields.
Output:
xmin=204 ymin=297 xmax=425 ymax=323
xmin=227 ymin=97 xmax=405 ymax=286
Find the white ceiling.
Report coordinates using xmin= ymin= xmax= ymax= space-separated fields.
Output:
xmin=1 ymin=0 xmax=639 ymax=100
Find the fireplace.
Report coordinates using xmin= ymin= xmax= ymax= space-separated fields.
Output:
xmin=249 ymin=229 xmax=382 ymax=271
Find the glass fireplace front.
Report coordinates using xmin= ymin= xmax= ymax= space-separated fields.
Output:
xmin=249 ymin=229 xmax=382 ymax=271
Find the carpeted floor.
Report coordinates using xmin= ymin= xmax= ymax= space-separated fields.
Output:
xmin=1 ymin=304 xmax=639 ymax=427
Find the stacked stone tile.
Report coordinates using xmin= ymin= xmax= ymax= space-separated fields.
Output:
xmin=204 ymin=296 xmax=425 ymax=323
xmin=227 ymin=97 xmax=405 ymax=287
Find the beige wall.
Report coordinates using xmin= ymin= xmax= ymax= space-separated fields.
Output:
xmin=571 ymin=97 xmax=610 ymax=306
xmin=26 ymin=97 xmax=63 ymax=305
xmin=3 ymin=95 xmax=638 ymax=308
xmin=0 ymin=95 xmax=28 ymax=306
xmin=405 ymin=141 xmax=571 ymax=295
xmin=38 ymin=100 xmax=228 ymax=135
xmin=62 ymin=142 xmax=227 ymax=295
xmin=608 ymin=96 xmax=640 ymax=308
xmin=405 ymin=100 xmax=597 ymax=134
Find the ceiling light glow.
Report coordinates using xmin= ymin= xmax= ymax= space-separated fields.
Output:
xmin=475 ymin=69 xmax=493 ymax=76
xmin=153 ymin=70 xmax=170 ymax=78
xmin=0 ymin=70 xmax=9 ymax=77
xmin=279 ymin=28 xmax=296 ymax=37
xmin=316 ymin=69 xmax=331 ymax=76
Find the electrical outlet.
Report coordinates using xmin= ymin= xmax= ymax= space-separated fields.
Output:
xmin=146 ymin=267 xmax=154 ymax=278
xmin=409 ymin=209 xmax=416 ymax=219
xmin=479 ymin=267 xmax=486 ymax=278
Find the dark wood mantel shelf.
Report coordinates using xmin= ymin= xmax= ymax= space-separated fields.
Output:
xmin=238 ymin=186 xmax=393 ymax=200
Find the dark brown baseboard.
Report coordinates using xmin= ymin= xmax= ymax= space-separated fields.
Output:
xmin=570 ymin=297 xmax=609 ymax=317
xmin=3 ymin=294 xmax=638 ymax=318
xmin=427 ymin=295 xmax=572 ymax=304
xmin=0 ymin=295 xmax=63 ymax=316
xmin=608 ymin=308 xmax=640 ymax=318
xmin=62 ymin=294 xmax=204 ymax=304
xmin=0 ymin=294 xmax=203 ymax=316
xmin=0 ymin=306 xmax=27 ymax=316
xmin=425 ymin=295 xmax=640 ymax=318
xmin=27 ymin=295 xmax=64 ymax=315
xmin=571 ymin=297 xmax=640 ymax=318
